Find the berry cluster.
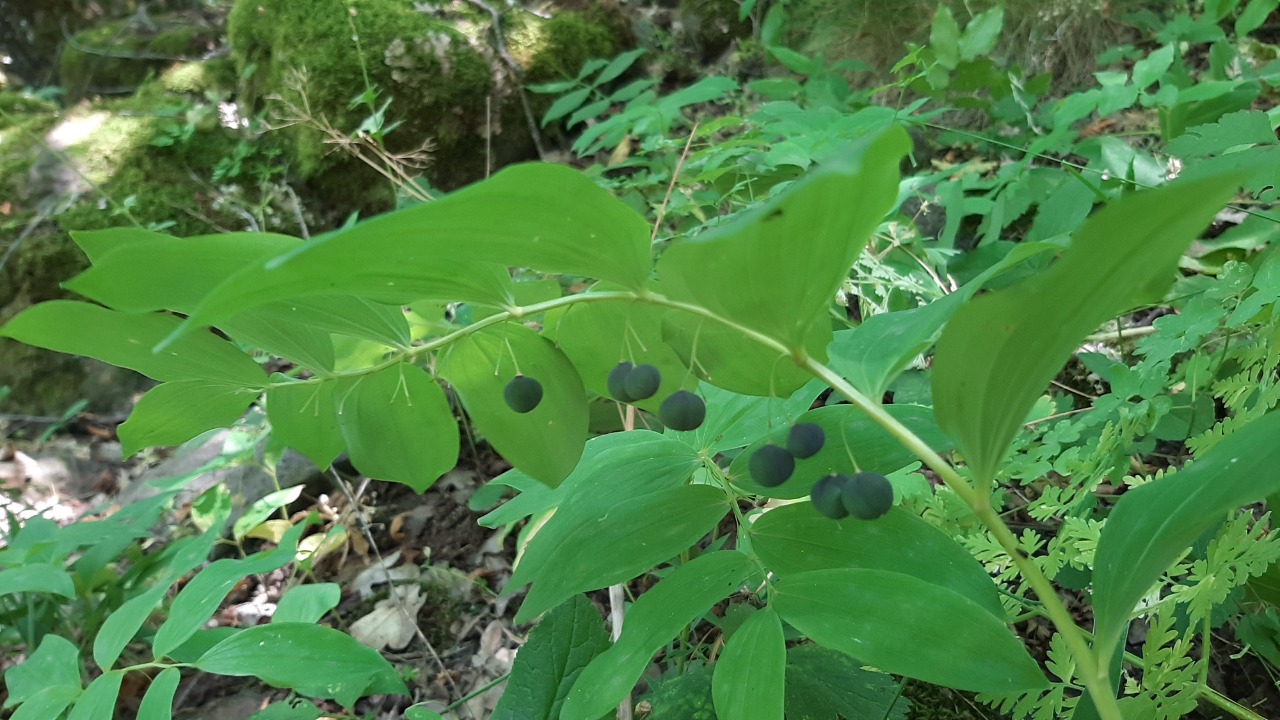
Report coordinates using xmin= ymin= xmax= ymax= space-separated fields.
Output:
xmin=747 ymin=422 xmax=893 ymax=520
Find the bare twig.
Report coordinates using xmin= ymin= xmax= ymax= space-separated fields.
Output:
xmin=462 ymin=0 xmax=546 ymax=159
xmin=651 ymin=122 xmax=700 ymax=246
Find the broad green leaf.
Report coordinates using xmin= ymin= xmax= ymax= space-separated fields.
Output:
xmin=267 ymin=379 xmax=346 ymax=470
xmin=0 ymin=301 xmax=264 ymax=387
xmin=642 ymin=667 xmax=716 ymax=718
xmin=94 ymin=532 xmax=218 ymax=669
xmin=541 ymin=87 xmax=592 ymax=126
xmin=1132 ymin=45 xmax=1174 ymax=91
xmin=656 ymin=127 xmax=907 ymax=352
xmin=3 ymin=634 xmax=81 ymax=708
xmin=66 ymin=670 xmax=123 ymax=720
xmin=728 ymin=404 xmax=952 ymax=499
xmin=958 ymin=6 xmax=1004 ymax=61
xmin=152 ymin=521 xmax=307 ymax=658
xmin=336 ymin=364 xmax=458 ymax=493
xmin=273 ymin=583 xmax=341 ymax=624
xmin=168 ymin=163 xmax=651 ymax=344
xmin=784 ymin=645 xmax=908 ymax=720
xmin=0 ymin=563 xmax=75 ymax=599
xmin=65 ymin=232 xmax=300 ymax=313
xmin=70 ymin=227 xmax=175 ymax=262
xmin=772 ymin=569 xmax=1046 ymax=693
xmin=492 ymin=594 xmax=610 ymax=720
xmin=1237 ymin=0 xmax=1279 ymax=36
xmin=750 ymin=503 xmax=1004 ymax=618
xmin=930 ymin=5 xmax=960 ymax=68
xmin=221 ymin=311 xmax=335 ymax=371
xmin=674 ymin=380 xmax=825 ymax=454
xmin=9 ymin=686 xmax=79 ymax=720
xmin=118 ymin=380 xmax=259 ymax=457
xmin=440 ymin=323 xmax=587 ymax=486
xmin=661 ymin=308 xmax=812 ymax=396
xmin=508 ymin=432 xmax=723 ymax=621
xmin=233 ymin=485 xmax=306 ymax=541
xmin=195 ymin=623 xmax=408 ymax=708
xmin=138 ymin=667 xmax=181 ymax=720
xmin=257 ymin=297 xmax=409 ymax=348
xmin=931 ymin=171 xmax=1246 ymax=482
xmin=560 ymin=551 xmax=757 ymax=720
xmin=1166 ymin=110 xmax=1278 ymax=157
xmin=552 ymin=293 xmax=695 ymax=414
xmin=830 ymin=242 xmax=1059 ymax=398
xmin=712 ymin=607 xmax=785 ymax=720
xmin=1093 ymin=411 xmax=1280 ymax=667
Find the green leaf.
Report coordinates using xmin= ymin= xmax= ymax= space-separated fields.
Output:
xmin=661 ymin=308 xmax=812 ymax=396
xmin=233 ymin=485 xmax=306 ymax=540
xmin=138 ymin=667 xmax=181 ymax=720
xmin=8 ymin=687 xmax=80 ymax=720
xmin=0 ymin=563 xmax=75 ymax=599
xmin=336 ymin=363 xmax=458 ymax=493
xmin=542 ymin=87 xmax=593 ymax=127
xmin=750 ymin=503 xmax=1004 ymax=618
xmin=492 ymin=594 xmax=610 ymax=720
xmin=772 ymin=569 xmax=1046 ymax=693
xmin=168 ymin=164 xmax=652 ymax=343
xmin=675 ymin=380 xmax=824 ymax=454
xmin=712 ymin=607 xmax=785 ymax=720
xmin=1093 ymin=411 xmax=1280 ymax=667
xmin=220 ymin=310 xmax=335 ymax=371
xmin=153 ymin=521 xmax=307 ymax=658
xmin=118 ymin=381 xmax=259 ymax=457
xmin=1166 ymin=110 xmax=1278 ymax=157
xmin=931 ymin=171 xmax=1247 ymax=482
xmin=729 ymin=404 xmax=952 ymax=499
xmin=440 ymin=323 xmax=587 ymax=486
xmin=594 ymin=48 xmax=646 ymax=85
xmin=508 ymin=434 xmax=724 ymax=622
xmin=1236 ymin=0 xmax=1278 ymax=35
xmin=94 ymin=533 xmax=218 ymax=669
xmin=3 ymin=634 xmax=81 ymax=708
xmin=784 ymin=645 xmax=908 ymax=720
xmin=256 ymin=297 xmax=409 ymax=348
xmin=656 ymin=127 xmax=907 ymax=352
xmin=66 ymin=671 xmax=123 ymax=720
xmin=195 ymin=623 xmax=408 ymax=708
xmin=768 ymin=46 xmax=815 ymax=75
xmin=0 ymin=301 xmax=264 ymax=386
xmin=560 ymin=551 xmax=758 ymax=720
xmin=70 ymin=227 xmax=196 ymax=263
xmin=266 ymin=379 xmax=346 ymax=470
xmin=930 ymin=5 xmax=960 ymax=68
xmin=1132 ymin=45 xmax=1174 ymax=91
xmin=958 ymin=6 xmax=1004 ymax=61
xmin=65 ymin=232 xmax=300 ymax=313
xmin=273 ymin=583 xmax=341 ymax=624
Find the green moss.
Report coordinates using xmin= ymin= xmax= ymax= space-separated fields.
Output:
xmin=524 ymin=8 xmax=632 ymax=84
xmin=58 ymin=16 xmax=219 ymax=100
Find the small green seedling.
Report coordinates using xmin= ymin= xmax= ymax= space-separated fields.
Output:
xmin=659 ymin=390 xmax=706 ymax=431
xmin=749 ymin=444 xmax=795 ymax=487
xmin=504 ymin=375 xmax=544 ymax=413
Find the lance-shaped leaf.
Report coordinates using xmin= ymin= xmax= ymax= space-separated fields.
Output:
xmin=164 ymin=163 xmax=651 ymax=346
xmin=773 ymin=569 xmax=1047 ymax=693
xmin=932 ymin=170 xmax=1248 ymax=482
xmin=336 ymin=364 xmax=459 ymax=493
xmin=559 ymin=551 xmax=757 ymax=720
xmin=1093 ymin=410 xmax=1280 ymax=668
xmin=492 ymin=595 xmax=610 ymax=720
xmin=0 ymin=301 xmax=264 ymax=387
xmin=656 ymin=126 xmax=908 ymax=351
xmin=712 ymin=607 xmax=785 ymax=720
xmin=441 ymin=323 xmax=587 ymax=486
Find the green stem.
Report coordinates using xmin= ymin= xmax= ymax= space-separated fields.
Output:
xmin=1199 ymin=686 xmax=1269 ymax=720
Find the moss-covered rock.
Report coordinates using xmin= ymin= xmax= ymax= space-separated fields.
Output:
xmin=677 ymin=0 xmax=751 ymax=64
xmin=522 ymin=6 xmax=634 ymax=84
xmin=58 ymin=12 xmax=221 ymax=100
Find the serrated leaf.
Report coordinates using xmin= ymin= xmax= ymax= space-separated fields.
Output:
xmin=728 ymin=404 xmax=951 ymax=499
xmin=440 ymin=323 xmax=587 ymax=486
xmin=195 ymin=623 xmax=407 ymax=708
xmin=492 ymin=595 xmax=610 ymax=720
xmin=712 ymin=607 xmax=785 ymax=720
xmin=656 ymin=127 xmax=907 ymax=352
xmin=0 ymin=301 xmax=264 ymax=387
xmin=336 ymin=364 xmax=458 ymax=493
xmin=784 ymin=645 xmax=908 ymax=720
xmin=1093 ymin=411 xmax=1280 ymax=668
xmin=118 ymin=380 xmax=258 ymax=457
xmin=560 ymin=551 xmax=757 ymax=720
xmin=266 ymin=379 xmax=346 ymax=470
xmin=1166 ymin=110 xmax=1278 ymax=157
xmin=152 ymin=521 xmax=307 ymax=658
xmin=772 ymin=569 xmax=1047 ymax=693
xmin=931 ymin=171 xmax=1247 ymax=482
xmin=137 ymin=668 xmax=181 ymax=720
xmin=750 ymin=503 xmax=1004 ymax=618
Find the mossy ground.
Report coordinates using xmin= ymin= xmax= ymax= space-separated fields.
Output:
xmin=58 ymin=14 xmax=219 ymax=100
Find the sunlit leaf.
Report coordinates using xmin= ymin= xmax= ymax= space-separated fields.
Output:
xmin=712 ymin=607 xmax=785 ymax=720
